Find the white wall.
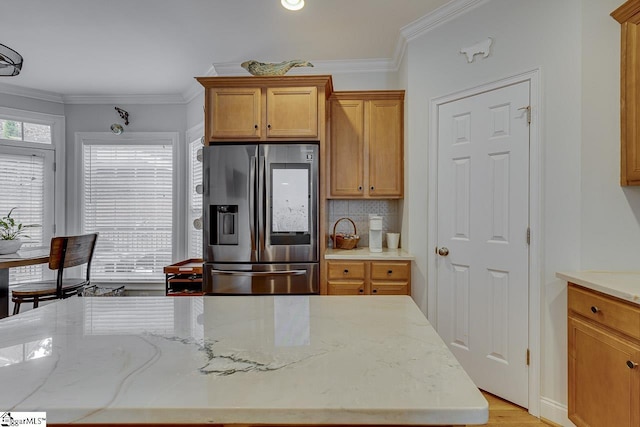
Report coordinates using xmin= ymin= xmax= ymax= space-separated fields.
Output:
xmin=405 ymin=0 xmax=583 ymax=422
xmin=63 ymin=103 xmax=187 ymax=239
xmin=0 ymin=92 xmax=64 ymax=116
xmin=581 ymin=0 xmax=640 ymax=269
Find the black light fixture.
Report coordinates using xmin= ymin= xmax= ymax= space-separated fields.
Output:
xmin=0 ymin=43 xmax=23 ymax=76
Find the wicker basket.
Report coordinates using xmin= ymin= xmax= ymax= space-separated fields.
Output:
xmin=331 ymin=217 xmax=360 ymax=250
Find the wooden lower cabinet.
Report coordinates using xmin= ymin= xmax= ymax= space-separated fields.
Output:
xmin=568 ymin=284 xmax=640 ymax=427
xmin=327 ymin=260 xmax=410 ymax=295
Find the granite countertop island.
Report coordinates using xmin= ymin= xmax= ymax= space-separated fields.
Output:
xmin=0 ymin=295 xmax=487 ymax=426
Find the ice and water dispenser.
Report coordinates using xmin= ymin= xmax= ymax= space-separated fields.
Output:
xmin=211 ymin=205 xmax=238 ymax=245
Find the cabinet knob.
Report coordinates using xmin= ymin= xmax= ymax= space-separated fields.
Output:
xmin=387 ymin=270 xmax=393 ymax=275
xmin=267 ymin=124 xmax=271 ymax=129
xmin=343 ymin=269 xmax=349 ymax=274
xmin=627 ymin=360 xmax=638 ymax=369
xmin=359 ymin=288 xmax=364 ymax=293
xmin=370 ymin=186 xmax=375 ymax=190
xmin=358 ymin=186 xmax=363 ymax=191
xmin=372 ymin=289 xmax=378 ymax=293
xmin=590 ymin=306 xmax=599 ymax=314
xmin=254 ymin=124 xmax=258 ymax=129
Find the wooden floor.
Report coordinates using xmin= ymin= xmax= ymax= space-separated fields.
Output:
xmin=477 ymin=391 xmax=555 ymax=426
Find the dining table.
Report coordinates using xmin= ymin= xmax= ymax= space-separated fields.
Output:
xmin=0 ymin=246 xmax=50 ymax=318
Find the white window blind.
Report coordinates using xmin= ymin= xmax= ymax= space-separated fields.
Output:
xmin=0 ymin=152 xmax=45 ymax=283
xmin=83 ymin=143 xmax=173 ymax=282
xmin=187 ymin=139 xmax=203 ymax=259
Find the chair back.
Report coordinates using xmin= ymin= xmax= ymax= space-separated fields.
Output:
xmin=49 ymin=233 xmax=99 ymax=297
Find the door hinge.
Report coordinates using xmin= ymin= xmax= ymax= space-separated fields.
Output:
xmin=526 ymin=227 xmax=530 ymax=245
xmin=53 ymin=224 xmax=56 ymax=234
xmin=526 ymin=348 xmax=530 ymax=366
xmin=53 ymin=162 xmax=57 ymax=172
xmin=518 ymin=105 xmax=531 ymax=124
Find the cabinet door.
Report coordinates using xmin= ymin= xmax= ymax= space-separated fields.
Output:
xmin=209 ymin=88 xmax=262 ymax=140
xmin=329 ymin=99 xmax=365 ymax=197
xmin=266 ymin=86 xmax=318 ymax=139
xmin=328 ymin=280 xmax=366 ymax=295
xmin=569 ymin=316 xmax=640 ymax=427
xmin=367 ymin=99 xmax=403 ymax=197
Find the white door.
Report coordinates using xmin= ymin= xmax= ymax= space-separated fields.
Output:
xmin=436 ymin=81 xmax=530 ymax=407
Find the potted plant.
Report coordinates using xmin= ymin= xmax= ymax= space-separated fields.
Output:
xmin=0 ymin=208 xmax=38 ymax=255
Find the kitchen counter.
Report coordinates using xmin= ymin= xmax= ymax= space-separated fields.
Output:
xmin=556 ymin=271 xmax=640 ymax=305
xmin=1 ymin=295 xmax=487 ymax=426
xmin=325 ymin=247 xmax=415 ymax=260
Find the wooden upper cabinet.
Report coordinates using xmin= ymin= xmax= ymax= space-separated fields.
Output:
xmin=329 ymin=99 xmax=365 ymax=197
xmin=328 ymin=91 xmax=404 ymax=199
xmin=208 ymin=87 xmax=262 ymax=140
xmin=266 ymin=86 xmax=318 ymax=138
xmin=197 ymin=76 xmax=331 ymax=144
xmin=612 ymin=0 xmax=640 ymax=185
xmin=367 ymin=99 xmax=403 ymax=197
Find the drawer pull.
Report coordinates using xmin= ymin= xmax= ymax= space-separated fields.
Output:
xmin=627 ymin=360 xmax=638 ymax=369
xmin=590 ymin=306 xmax=599 ymax=314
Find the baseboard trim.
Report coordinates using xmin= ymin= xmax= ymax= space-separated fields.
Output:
xmin=540 ymin=396 xmax=576 ymax=427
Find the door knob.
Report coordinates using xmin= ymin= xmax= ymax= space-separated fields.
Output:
xmin=437 ymin=247 xmax=449 ymax=256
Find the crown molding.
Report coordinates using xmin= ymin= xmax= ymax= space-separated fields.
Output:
xmin=0 ymin=81 xmax=64 ymax=103
xmin=63 ymin=93 xmax=186 ymax=105
xmin=391 ymin=0 xmax=489 ymax=70
xmin=400 ymin=0 xmax=489 ymax=42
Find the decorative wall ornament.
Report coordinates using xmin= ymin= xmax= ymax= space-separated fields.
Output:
xmin=460 ymin=37 xmax=493 ymax=63
xmin=115 ymin=107 xmax=130 ymax=125
xmin=241 ymin=59 xmax=314 ymax=76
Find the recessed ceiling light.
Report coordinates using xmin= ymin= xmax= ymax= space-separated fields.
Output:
xmin=281 ymin=0 xmax=304 ymax=11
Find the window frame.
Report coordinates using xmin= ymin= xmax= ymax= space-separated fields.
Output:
xmin=74 ymin=132 xmax=180 ymax=289
xmin=185 ymin=123 xmax=204 ymax=259
xmin=0 ymin=107 xmax=65 ymax=238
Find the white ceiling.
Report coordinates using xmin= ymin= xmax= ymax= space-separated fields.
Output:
xmin=0 ymin=0 xmax=455 ymax=101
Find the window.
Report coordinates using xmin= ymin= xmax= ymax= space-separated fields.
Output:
xmin=187 ymin=137 xmax=203 ymax=258
xmin=80 ymin=134 xmax=177 ymax=283
xmin=0 ymin=108 xmax=61 ymax=285
xmin=0 ymin=118 xmax=52 ymax=144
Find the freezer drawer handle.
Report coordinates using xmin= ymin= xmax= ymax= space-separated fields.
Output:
xmin=210 ymin=269 xmax=306 ymax=277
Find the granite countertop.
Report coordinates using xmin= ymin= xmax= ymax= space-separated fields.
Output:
xmin=1 ymin=295 xmax=487 ymax=425
xmin=556 ymin=271 xmax=640 ymax=305
xmin=325 ymin=247 xmax=415 ymax=260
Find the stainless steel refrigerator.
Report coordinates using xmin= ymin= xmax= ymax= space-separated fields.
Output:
xmin=203 ymin=143 xmax=319 ymax=294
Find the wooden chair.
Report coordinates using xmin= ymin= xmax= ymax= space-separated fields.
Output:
xmin=11 ymin=233 xmax=99 ymax=315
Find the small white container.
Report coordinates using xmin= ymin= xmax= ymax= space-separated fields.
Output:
xmin=387 ymin=233 xmax=400 ymax=249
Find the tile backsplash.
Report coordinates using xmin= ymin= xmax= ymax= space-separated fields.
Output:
xmin=328 ymin=200 xmax=400 ymax=248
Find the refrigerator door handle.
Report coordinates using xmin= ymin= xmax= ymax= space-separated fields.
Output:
xmin=210 ymin=269 xmax=306 ymax=277
xmin=249 ymin=155 xmax=257 ymax=252
xmin=258 ymin=155 xmax=267 ymax=255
